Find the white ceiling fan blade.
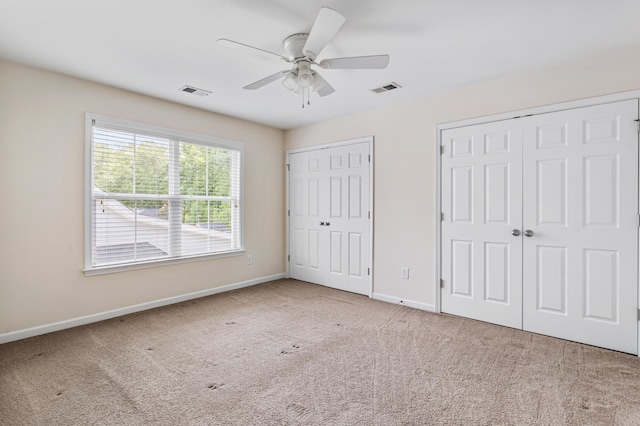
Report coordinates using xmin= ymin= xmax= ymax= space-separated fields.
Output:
xmin=312 ymin=72 xmax=335 ymax=97
xmin=317 ymin=82 xmax=335 ymax=97
xmin=217 ymin=38 xmax=290 ymax=62
xmin=243 ymin=71 xmax=289 ymax=90
xmin=318 ymin=55 xmax=390 ymax=69
xmin=303 ymin=7 xmax=346 ymax=61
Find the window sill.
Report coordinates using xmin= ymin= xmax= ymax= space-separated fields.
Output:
xmin=83 ymin=249 xmax=245 ymax=276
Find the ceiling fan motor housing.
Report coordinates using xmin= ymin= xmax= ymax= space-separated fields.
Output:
xmin=283 ymin=33 xmax=309 ymax=60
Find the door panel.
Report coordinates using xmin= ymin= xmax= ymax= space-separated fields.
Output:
xmin=441 ymin=119 xmax=523 ymax=328
xmin=349 ymin=232 xmax=363 ymax=277
xmin=289 ymin=142 xmax=371 ymax=295
xmin=349 ymin=176 xmax=362 ymax=218
xmin=484 ymin=163 xmax=510 ymax=224
xmin=309 ymin=178 xmax=320 ymax=217
xmin=584 ymin=155 xmax=617 ymax=226
xmin=330 ymin=176 xmax=342 ymax=217
xmin=522 ymin=100 xmax=638 ymax=354
xmin=308 ymin=229 xmax=320 ymax=269
xmin=536 ymin=159 xmax=567 ymax=226
xmin=451 ymin=239 xmax=473 ymax=297
xmin=330 ymin=231 xmax=342 ymax=273
xmin=535 ymin=245 xmax=567 ymax=313
xmin=583 ymin=248 xmax=618 ymax=321
xmin=484 ymin=242 xmax=509 ymax=303
xmin=451 ymin=166 xmax=474 ymax=222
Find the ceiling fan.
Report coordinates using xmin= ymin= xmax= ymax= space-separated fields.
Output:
xmin=217 ymin=6 xmax=390 ymax=106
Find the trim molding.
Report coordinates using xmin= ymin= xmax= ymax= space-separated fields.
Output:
xmin=436 ymin=90 xmax=640 ymax=130
xmin=372 ymin=293 xmax=436 ymax=312
xmin=0 ymin=273 xmax=286 ymax=345
xmin=433 ymin=124 xmax=442 ymax=313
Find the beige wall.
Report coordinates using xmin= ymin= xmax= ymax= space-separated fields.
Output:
xmin=0 ymin=60 xmax=285 ymax=334
xmin=285 ymin=45 xmax=640 ymax=307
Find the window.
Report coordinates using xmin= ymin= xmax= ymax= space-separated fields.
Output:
xmin=85 ymin=114 xmax=243 ymax=274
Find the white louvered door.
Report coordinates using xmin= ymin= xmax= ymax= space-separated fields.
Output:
xmin=441 ymin=99 xmax=639 ymax=354
xmin=289 ymin=142 xmax=371 ymax=296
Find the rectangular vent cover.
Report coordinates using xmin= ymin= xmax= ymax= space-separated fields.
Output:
xmin=179 ymin=85 xmax=211 ymax=97
xmin=371 ymin=82 xmax=402 ymax=93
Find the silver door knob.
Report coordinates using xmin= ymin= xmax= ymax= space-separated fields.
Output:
xmin=524 ymin=230 xmax=534 ymax=237
xmin=512 ymin=229 xmax=521 ymax=236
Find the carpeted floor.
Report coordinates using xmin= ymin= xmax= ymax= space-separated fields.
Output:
xmin=1 ymin=279 xmax=640 ymax=425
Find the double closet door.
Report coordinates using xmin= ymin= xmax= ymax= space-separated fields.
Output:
xmin=441 ymin=100 xmax=639 ymax=354
xmin=288 ymin=141 xmax=371 ymax=296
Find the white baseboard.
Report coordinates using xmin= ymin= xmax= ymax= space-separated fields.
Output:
xmin=372 ymin=292 xmax=436 ymax=312
xmin=0 ymin=273 xmax=286 ymax=345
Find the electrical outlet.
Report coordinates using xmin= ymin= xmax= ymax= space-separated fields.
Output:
xmin=400 ymin=267 xmax=409 ymax=279
xmin=247 ymin=255 xmax=253 ymax=265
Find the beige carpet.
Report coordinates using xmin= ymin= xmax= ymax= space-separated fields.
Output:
xmin=1 ymin=279 xmax=640 ymax=425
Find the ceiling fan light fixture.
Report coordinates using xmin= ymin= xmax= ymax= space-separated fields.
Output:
xmin=282 ymin=71 xmax=298 ymax=91
xmin=297 ymin=63 xmax=314 ymax=87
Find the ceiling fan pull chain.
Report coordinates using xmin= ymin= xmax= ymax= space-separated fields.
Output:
xmin=301 ymin=87 xmax=311 ymax=108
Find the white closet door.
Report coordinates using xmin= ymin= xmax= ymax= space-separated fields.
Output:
xmin=289 ymin=142 xmax=371 ymax=295
xmin=441 ymin=119 xmax=523 ymax=328
xmin=522 ymin=100 xmax=639 ymax=354
xmin=289 ymin=148 xmax=327 ymax=286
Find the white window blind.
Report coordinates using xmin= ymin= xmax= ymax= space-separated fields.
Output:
xmin=86 ymin=115 xmax=243 ymax=272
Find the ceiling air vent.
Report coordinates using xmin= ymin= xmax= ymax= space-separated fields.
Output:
xmin=371 ymin=82 xmax=402 ymax=94
xmin=179 ymin=85 xmax=211 ymax=97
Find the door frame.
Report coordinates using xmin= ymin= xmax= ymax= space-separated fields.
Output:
xmin=285 ymin=136 xmax=375 ymax=297
xmin=434 ymin=90 xmax=640 ymax=355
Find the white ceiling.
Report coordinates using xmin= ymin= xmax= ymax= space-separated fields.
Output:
xmin=2 ymin=0 xmax=640 ymax=130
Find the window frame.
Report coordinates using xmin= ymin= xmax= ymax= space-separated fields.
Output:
xmin=84 ymin=113 xmax=245 ymax=276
